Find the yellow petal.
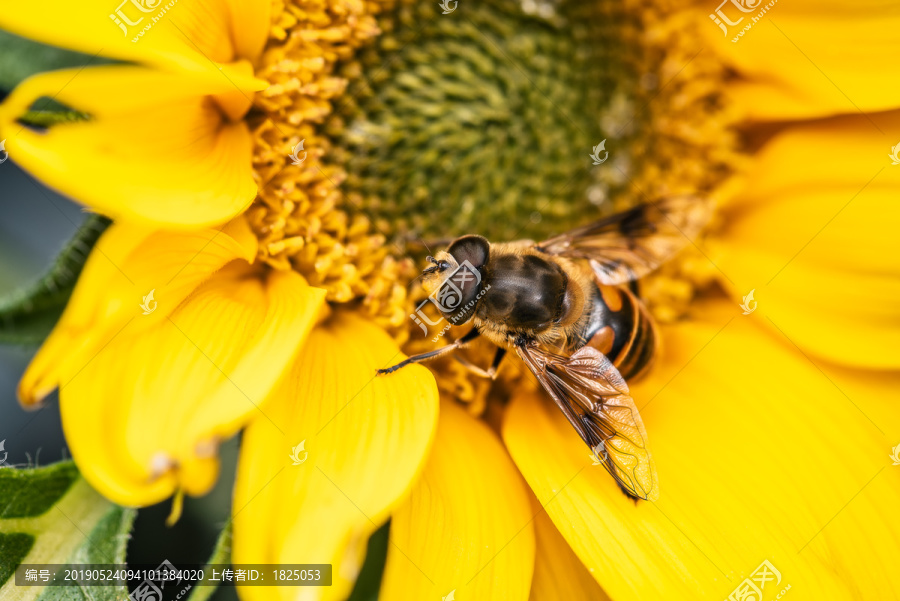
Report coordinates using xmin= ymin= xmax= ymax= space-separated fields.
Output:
xmin=0 ymin=0 xmax=270 ymax=72
xmin=59 ymin=264 xmax=323 ymax=506
xmin=0 ymin=66 xmax=263 ymax=228
xmin=714 ymin=112 xmax=900 ymax=368
xmin=19 ymin=217 xmax=257 ymax=406
xmin=505 ymin=298 xmax=900 ymax=599
xmin=219 ymin=0 xmax=272 ymax=64
xmin=232 ymin=312 xmax=439 ymax=601
xmin=692 ymin=1 xmax=900 ymax=120
xmin=380 ymin=399 xmax=535 ymax=601
xmin=529 ymin=496 xmax=611 ymax=601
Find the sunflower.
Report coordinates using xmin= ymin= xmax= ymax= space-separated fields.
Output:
xmin=2 ymin=0 xmax=900 ymax=599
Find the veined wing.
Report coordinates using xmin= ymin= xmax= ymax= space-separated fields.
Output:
xmin=536 ymin=195 xmax=709 ymax=286
xmin=515 ymin=343 xmax=659 ymax=501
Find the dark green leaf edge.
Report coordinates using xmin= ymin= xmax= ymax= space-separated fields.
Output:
xmin=185 ymin=523 xmax=232 ymax=601
xmin=0 ymin=461 xmax=80 ymax=519
xmin=0 ymin=214 xmax=110 ymax=345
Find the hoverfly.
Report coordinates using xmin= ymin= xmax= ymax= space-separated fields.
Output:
xmin=378 ymin=196 xmax=710 ymax=501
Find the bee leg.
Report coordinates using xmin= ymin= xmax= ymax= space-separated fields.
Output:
xmin=453 ymin=347 xmax=506 ymax=380
xmin=377 ymin=328 xmax=481 ymax=375
xmin=489 ymin=347 xmax=507 ymax=377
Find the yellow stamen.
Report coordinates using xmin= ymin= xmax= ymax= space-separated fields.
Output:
xmin=248 ymin=0 xmax=412 ymax=338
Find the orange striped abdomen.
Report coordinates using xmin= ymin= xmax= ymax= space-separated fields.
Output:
xmin=576 ymin=283 xmax=658 ymax=381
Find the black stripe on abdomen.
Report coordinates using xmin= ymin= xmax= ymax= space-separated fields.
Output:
xmin=581 ymin=284 xmax=656 ymax=381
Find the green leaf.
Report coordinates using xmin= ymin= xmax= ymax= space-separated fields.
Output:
xmin=0 ymin=30 xmax=114 ymax=94
xmin=0 ymin=214 xmax=110 ymax=345
xmin=184 ymin=523 xmax=232 ymax=601
xmin=0 ymin=533 xmax=34 ymax=586
xmin=34 ymin=507 xmax=135 ymax=601
xmin=0 ymin=461 xmax=136 ymax=601
xmin=18 ymin=106 xmax=91 ymax=129
xmin=0 ymin=462 xmax=81 ymax=518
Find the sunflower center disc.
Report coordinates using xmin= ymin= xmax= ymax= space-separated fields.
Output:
xmin=331 ymin=0 xmax=647 ymax=243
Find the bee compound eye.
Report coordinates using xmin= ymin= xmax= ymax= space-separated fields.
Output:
xmin=447 ymin=235 xmax=490 ymax=269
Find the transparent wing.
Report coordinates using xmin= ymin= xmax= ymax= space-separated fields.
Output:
xmin=536 ymin=195 xmax=710 ymax=286
xmin=516 ymin=343 xmax=659 ymax=501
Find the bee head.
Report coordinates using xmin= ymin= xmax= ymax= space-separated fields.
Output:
xmin=420 ymin=235 xmax=489 ymax=325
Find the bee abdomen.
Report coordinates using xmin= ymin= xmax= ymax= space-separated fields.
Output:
xmin=580 ymin=284 xmax=657 ymax=381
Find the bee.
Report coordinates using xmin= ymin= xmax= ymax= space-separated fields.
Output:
xmin=378 ymin=196 xmax=710 ymax=501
